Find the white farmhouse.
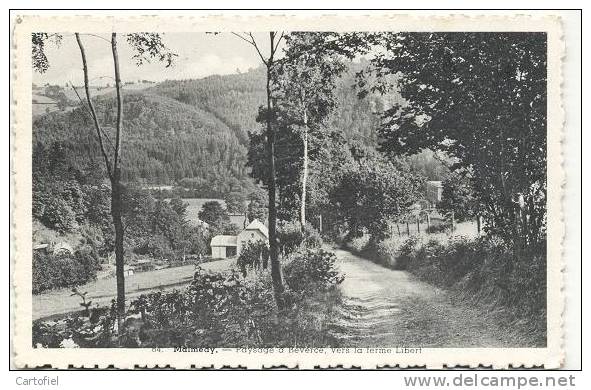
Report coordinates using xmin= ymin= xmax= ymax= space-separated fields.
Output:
xmin=210 ymin=219 xmax=269 ymax=259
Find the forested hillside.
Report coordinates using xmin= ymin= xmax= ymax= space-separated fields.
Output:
xmin=33 ymin=91 xmax=253 ymax=196
xmin=33 ymin=64 xmax=397 ymax=193
xmin=148 ymin=68 xmax=267 ymax=144
xmin=148 ymin=64 xmax=393 ymax=145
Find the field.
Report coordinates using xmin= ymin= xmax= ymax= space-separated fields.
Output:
xmin=33 ymin=258 xmax=234 ymax=320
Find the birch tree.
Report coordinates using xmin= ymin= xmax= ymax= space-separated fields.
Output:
xmin=274 ymin=32 xmax=346 ymax=232
xmin=33 ymin=32 xmax=175 ymax=333
xmin=230 ymin=32 xmax=285 ymax=307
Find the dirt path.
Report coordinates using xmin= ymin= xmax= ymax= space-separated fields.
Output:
xmin=329 ymin=248 xmax=522 ymax=347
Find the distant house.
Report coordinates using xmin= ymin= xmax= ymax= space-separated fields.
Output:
xmin=425 ymin=181 xmax=443 ymax=207
xmin=32 ymin=242 xmax=73 ymax=256
xmin=210 ymin=219 xmax=269 ymax=259
xmin=123 ymin=265 xmax=135 ymax=276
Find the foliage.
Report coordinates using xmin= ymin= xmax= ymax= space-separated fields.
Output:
xmin=224 ymin=191 xmax=248 ymax=214
xmin=32 ymin=249 xmax=100 ymax=294
xmin=406 ymin=149 xmax=451 ymax=181
xmin=277 ymin=221 xmax=322 ymax=256
xmin=283 ymin=249 xmax=344 ymax=295
xmin=32 ymin=143 xmax=209 ymax=266
xmin=33 ymin=92 xmax=254 ymax=195
xmin=33 ymin=250 xmax=344 ymax=348
xmin=438 ymin=169 xmax=481 ymax=222
xmin=198 ymin=201 xmax=229 ymax=228
xmin=395 ymin=235 xmax=546 ymax=325
xmin=32 ymin=33 xmax=62 ymax=73
xmin=149 ymin=67 xmax=267 ymax=144
xmin=363 ymin=32 xmax=547 ymax=249
xmin=330 ymin=150 xmax=423 ymax=241
xmin=169 ymin=196 xmax=188 ymax=219
xmin=125 ymin=33 xmax=177 ymax=68
xmin=276 ymin=33 xmax=347 ymax=128
xmin=237 ymin=240 xmax=269 ymax=276
xmin=247 ymin=188 xmax=268 ymax=222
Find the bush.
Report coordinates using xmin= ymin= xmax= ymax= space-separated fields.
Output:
xmin=283 ymin=248 xmax=344 ymax=294
xmin=369 ymin=236 xmax=405 ymax=269
xmin=40 ymin=197 xmax=78 ymax=233
xmin=277 ymin=221 xmax=323 ymax=256
xmin=394 ymin=236 xmax=546 ymax=324
xmin=345 ymin=235 xmax=369 ymax=253
xmin=32 ymin=249 xmax=100 ymax=294
xmin=237 ymin=240 xmax=269 ymax=276
xmin=134 ymin=234 xmax=175 ymax=261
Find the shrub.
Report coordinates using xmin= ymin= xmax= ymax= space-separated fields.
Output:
xmin=346 ymin=235 xmax=369 ymax=253
xmin=32 ymin=249 xmax=100 ymax=294
xmin=237 ymin=240 xmax=269 ymax=276
xmin=40 ymin=197 xmax=78 ymax=233
xmin=394 ymin=236 xmax=546 ymax=327
xmin=277 ymin=221 xmax=323 ymax=256
xmin=283 ymin=249 xmax=344 ymax=294
xmin=134 ymin=234 xmax=175 ymax=261
xmin=396 ymin=235 xmax=422 ymax=270
xmin=370 ymin=236 xmax=404 ymax=269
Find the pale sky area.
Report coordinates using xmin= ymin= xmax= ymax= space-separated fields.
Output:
xmin=33 ymin=32 xmax=281 ymax=86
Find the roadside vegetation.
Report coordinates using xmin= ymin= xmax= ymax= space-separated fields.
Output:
xmin=33 ymin=245 xmax=343 ymax=348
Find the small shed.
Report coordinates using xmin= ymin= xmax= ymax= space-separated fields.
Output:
xmin=123 ymin=265 xmax=135 ymax=276
xmin=210 ymin=235 xmax=238 ymax=259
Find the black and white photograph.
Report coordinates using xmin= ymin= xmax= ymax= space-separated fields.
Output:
xmin=9 ymin=11 xmax=574 ymax=370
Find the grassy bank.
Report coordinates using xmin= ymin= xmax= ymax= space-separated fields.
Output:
xmin=345 ymin=233 xmax=547 ymax=346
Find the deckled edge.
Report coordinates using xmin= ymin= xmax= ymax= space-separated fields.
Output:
xmin=10 ymin=12 xmax=566 ymax=369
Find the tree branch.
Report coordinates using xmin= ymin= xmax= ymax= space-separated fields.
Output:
xmin=75 ymin=33 xmax=113 ymax=180
xmin=272 ymin=31 xmax=285 ymax=55
xmin=81 ymin=33 xmax=112 ymax=44
xmin=111 ymin=33 xmax=124 ymax=178
xmin=69 ymin=82 xmax=116 ymax=152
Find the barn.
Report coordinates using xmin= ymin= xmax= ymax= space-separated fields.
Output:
xmin=210 ymin=219 xmax=269 ymax=259
xmin=211 ymin=235 xmax=238 ymax=259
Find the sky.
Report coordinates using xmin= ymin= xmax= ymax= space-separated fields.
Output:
xmin=33 ymin=32 xmax=280 ymax=86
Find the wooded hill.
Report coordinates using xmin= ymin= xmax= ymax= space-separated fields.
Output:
xmin=33 ymin=63 xmax=413 ymax=195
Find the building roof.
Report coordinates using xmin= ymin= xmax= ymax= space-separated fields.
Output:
xmin=211 ymin=235 xmax=238 ymax=247
xmin=229 ymin=213 xmax=248 ymax=229
xmin=244 ymin=219 xmax=268 ymax=238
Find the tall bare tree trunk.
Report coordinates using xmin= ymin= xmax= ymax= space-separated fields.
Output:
xmin=111 ymin=33 xmax=126 ymax=331
xmin=75 ymin=32 xmax=126 ymax=331
xmin=300 ymin=121 xmax=308 ymax=233
xmin=111 ymin=180 xmax=125 ymax=330
xmin=266 ymin=33 xmax=284 ymax=307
